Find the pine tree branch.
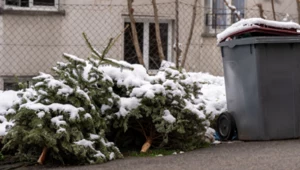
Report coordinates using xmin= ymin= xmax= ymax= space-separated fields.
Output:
xmin=83 ymin=32 xmax=133 ymax=71
xmin=137 ymin=120 xmax=147 ymax=138
xmin=83 ymin=32 xmax=102 ymax=59
xmin=131 ymin=127 xmax=144 ymax=134
xmin=150 ymin=124 xmax=154 ymax=138
xmin=152 ymin=134 xmax=163 ymax=140
xmin=102 ymin=24 xmax=130 ymax=60
xmin=101 ymin=38 xmax=114 ymax=60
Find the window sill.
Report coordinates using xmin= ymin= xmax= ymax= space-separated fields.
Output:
xmin=0 ymin=7 xmax=65 ymax=16
xmin=201 ymin=32 xmax=218 ymax=38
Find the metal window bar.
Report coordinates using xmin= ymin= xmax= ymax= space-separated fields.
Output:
xmin=206 ymin=12 xmax=245 ymax=33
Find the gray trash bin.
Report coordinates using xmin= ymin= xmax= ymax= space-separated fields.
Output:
xmin=218 ymin=36 xmax=300 ymax=141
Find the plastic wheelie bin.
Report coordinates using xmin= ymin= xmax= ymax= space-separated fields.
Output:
xmin=218 ymin=35 xmax=300 ymax=141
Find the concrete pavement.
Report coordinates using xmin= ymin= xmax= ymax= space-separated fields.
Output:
xmin=23 ymin=139 xmax=300 ymax=170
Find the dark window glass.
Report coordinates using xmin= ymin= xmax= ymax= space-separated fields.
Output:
xmin=124 ymin=22 xmax=144 ymax=65
xmin=149 ymin=23 xmax=168 ymax=70
xmin=212 ymin=0 xmax=227 ymax=29
xmin=6 ymin=0 xmax=29 ymax=7
xmin=4 ymin=82 xmax=19 ymax=91
xmin=6 ymin=0 xmax=55 ymax=7
xmin=232 ymin=0 xmax=245 ymax=12
xmin=232 ymin=0 xmax=245 ymax=22
xmin=34 ymin=0 xmax=55 ymax=6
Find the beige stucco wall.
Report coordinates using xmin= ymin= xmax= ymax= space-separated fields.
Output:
xmin=246 ymin=0 xmax=298 ymax=21
xmin=0 ymin=0 xmax=208 ymax=81
xmin=0 ymin=0 xmax=298 ymax=90
xmin=197 ymin=0 xmax=299 ymax=76
xmin=0 ymin=78 xmax=3 ymax=90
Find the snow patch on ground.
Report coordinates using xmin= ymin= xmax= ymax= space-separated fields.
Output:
xmin=0 ymin=90 xmax=20 ymax=136
xmin=0 ymin=90 xmax=20 ymax=114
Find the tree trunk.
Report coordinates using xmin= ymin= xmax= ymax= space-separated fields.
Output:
xmin=175 ymin=0 xmax=180 ymax=68
xmin=271 ymin=0 xmax=276 ymax=20
xmin=297 ymin=0 xmax=300 ymax=23
xmin=181 ymin=0 xmax=198 ymax=68
xmin=37 ymin=147 xmax=48 ymax=165
xmin=223 ymin=0 xmax=241 ymax=21
xmin=152 ymin=0 xmax=165 ymax=62
xmin=256 ymin=4 xmax=266 ymax=19
xmin=141 ymin=137 xmax=153 ymax=153
xmin=127 ymin=0 xmax=145 ymax=67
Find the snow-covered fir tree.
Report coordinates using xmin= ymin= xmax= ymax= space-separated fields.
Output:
xmin=101 ymin=60 xmax=212 ymax=152
xmin=2 ymin=53 xmax=123 ymax=164
xmin=1 ymin=34 xmax=217 ymax=164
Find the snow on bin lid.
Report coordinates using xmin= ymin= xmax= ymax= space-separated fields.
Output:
xmin=217 ymin=18 xmax=300 ymax=44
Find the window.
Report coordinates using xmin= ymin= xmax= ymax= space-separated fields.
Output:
xmin=5 ymin=0 xmax=58 ymax=10
xmin=124 ymin=19 xmax=172 ymax=71
xmin=205 ymin=0 xmax=244 ymax=34
xmin=3 ymin=78 xmax=32 ymax=91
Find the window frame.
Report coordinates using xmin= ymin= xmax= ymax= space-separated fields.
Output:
xmin=2 ymin=77 xmax=33 ymax=91
xmin=206 ymin=0 xmax=244 ymax=34
xmin=206 ymin=0 xmax=231 ymax=34
xmin=4 ymin=0 xmax=59 ymax=11
xmin=123 ymin=18 xmax=173 ymax=73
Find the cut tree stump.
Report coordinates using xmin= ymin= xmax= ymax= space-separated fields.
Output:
xmin=37 ymin=147 xmax=48 ymax=165
xmin=141 ymin=138 xmax=152 ymax=153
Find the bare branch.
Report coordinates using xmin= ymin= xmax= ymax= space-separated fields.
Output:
xmin=223 ymin=0 xmax=241 ymax=21
xmin=137 ymin=120 xmax=147 ymax=138
xmin=152 ymin=0 xmax=165 ymax=62
xmin=297 ymin=0 xmax=300 ymax=24
xmin=127 ymin=0 xmax=145 ymax=67
xmin=152 ymin=134 xmax=163 ymax=140
xmin=271 ymin=0 xmax=276 ymax=20
xmin=256 ymin=3 xmax=266 ymax=19
xmin=175 ymin=0 xmax=180 ymax=68
xmin=181 ymin=0 xmax=198 ymax=68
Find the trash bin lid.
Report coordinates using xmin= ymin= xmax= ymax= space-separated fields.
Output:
xmin=218 ymin=36 xmax=300 ymax=48
xmin=217 ymin=18 xmax=300 ymax=44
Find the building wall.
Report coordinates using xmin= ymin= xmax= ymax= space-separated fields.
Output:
xmin=198 ymin=0 xmax=299 ymax=76
xmin=0 ymin=0 xmax=202 ymax=80
xmin=0 ymin=0 xmax=298 ymax=90
xmin=246 ymin=0 xmax=298 ymax=21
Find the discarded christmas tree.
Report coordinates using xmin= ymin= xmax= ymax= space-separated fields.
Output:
xmin=1 ymin=35 xmax=124 ymax=165
xmin=1 ymin=30 xmax=214 ymax=164
xmin=107 ymin=61 xmax=211 ymax=152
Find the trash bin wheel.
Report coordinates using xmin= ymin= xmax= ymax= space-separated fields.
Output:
xmin=217 ymin=112 xmax=236 ymax=141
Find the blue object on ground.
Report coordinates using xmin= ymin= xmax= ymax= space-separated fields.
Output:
xmin=214 ymin=130 xmax=238 ymax=141
xmin=214 ymin=131 xmax=220 ymax=141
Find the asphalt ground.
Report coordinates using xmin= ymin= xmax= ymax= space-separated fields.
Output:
xmin=14 ymin=139 xmax=300 ymax=170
